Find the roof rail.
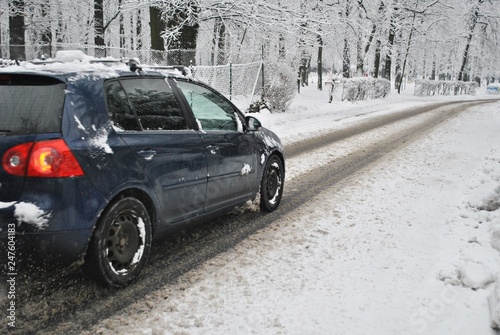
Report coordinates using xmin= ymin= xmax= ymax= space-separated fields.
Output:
xmin=146 ymin=65 xmax=192 ymax=76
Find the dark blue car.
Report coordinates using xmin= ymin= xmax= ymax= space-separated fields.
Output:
xmin=0 ymin=56 xmax=284 ymax=288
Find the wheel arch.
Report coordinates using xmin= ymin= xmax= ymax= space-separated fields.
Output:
xmin=105 ymin=188 xmax=158 ymax=237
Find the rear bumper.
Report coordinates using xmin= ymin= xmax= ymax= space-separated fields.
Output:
xmin=0 ymin=181 xmax=106 ymax=266
xmin=0 ymin=226 xmax=92 ymax=266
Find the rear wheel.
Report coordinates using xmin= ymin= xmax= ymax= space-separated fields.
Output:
xmin=85 ymin=197 xmax=152 ymax=288
xmin=260 ymin=155 xmax=284 ymax=212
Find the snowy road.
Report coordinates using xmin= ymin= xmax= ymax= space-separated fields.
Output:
xmin=2 ymin=94 xmax=500 ymax=334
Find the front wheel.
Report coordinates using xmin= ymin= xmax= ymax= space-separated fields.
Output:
xmin=85 ymin=197 xmax=152 ymax=288
xmin=260 ymin=155 xmax=284 ymax=212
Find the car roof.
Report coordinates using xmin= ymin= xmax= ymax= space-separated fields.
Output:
xmin=0 ymin=50 xmax=190 ymax=82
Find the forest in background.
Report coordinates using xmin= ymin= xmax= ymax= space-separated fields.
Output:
xmin=1 ymin=0 xmax=500 ymax=92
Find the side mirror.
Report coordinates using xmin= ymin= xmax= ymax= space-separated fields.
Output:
xmin=245 ymin=116 xmax=262 ymax=131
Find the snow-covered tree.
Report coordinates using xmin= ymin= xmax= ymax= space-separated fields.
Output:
xmin=2 ymin=0 xmax=500 ymax=88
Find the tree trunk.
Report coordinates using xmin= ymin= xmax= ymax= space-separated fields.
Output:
xmin=365 ymin=1 xmax=385 ymax=56
xmin=41 ymin=2 xmax=51 ymax=57
xmin=9 ymin=0 xmax=25 ymax=60
xmin=356 ymin=1 xmax=366 ymax=77
xmin=385 ymin=20 xmax=396 ymax=81
xmin=356 ymin=33 xmax=363 ymax=77
xmin=278 ymin=34 xmax=286 ymax=59
xmin=137 ymin=9 xmax=142 ymax=50
xmin=397 ymin=13 xmax=416 ymax=94
xmin=342 ymin=1 xmax=351 ymax=78
xmin=384 ymin=3 xmax=399 ymax=81
xmin=343 ymin=40 xmax=350 ymax=78
xmin=150 ymin=7 xmax=166 ymax=52
xmin=318 ymin=35 xmax=323 ymax=91
xmin=431 ymin=54 xmax=436 ymax=80
xmin=211 ymin=18 xmax=226 ymax=66
xmin=94 ymin=0 xmax=105 ymax=48
xmin=373 ymin=40 xmax=381 ymax=78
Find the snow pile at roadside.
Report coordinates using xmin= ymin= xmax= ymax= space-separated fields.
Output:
xmin=468 ymin=152 xmax=500 ymax=329
xmin=437 ymin=148 xmax=500 ymax=329
xmin=482 ymin=153 xmax=500 ymax=329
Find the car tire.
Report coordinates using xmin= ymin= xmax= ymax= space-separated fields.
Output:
xmin=85 ymin=197 xmax=152 ymax=288
xmin=260 ymin=154 xmax=284 ymax=212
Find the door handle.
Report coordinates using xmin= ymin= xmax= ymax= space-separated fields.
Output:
xmin=207 ymin=145 xmax=219 ymax=155
xmin=137 ymin=149 xmax=157 ymax=160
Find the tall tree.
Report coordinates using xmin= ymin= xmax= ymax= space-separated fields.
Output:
xmin=342 ymin=0 xmax=351 ymax=78
xmin=458 ymin=0 xmax=485 ymax=82
xmin=384 ymin=2 xmax=399 ymax=81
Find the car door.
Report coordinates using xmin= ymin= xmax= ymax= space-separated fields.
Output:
xmin=173 ymin=79 xmax=258 ymax=212
xmin=105 ymin=77 xmax=207 ymax=224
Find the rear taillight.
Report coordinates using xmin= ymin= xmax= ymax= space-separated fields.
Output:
xmin=2 ymin=142 xmax=33 ymax=176
xmin=2 ymin=139 xmax=84 ymax=178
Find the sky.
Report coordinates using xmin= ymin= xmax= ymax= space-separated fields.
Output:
xmin=74 ymin=81 xmax=500 ymax=335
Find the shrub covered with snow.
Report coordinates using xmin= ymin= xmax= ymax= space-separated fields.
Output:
xmin=262 ymin=62 xmax=297 ymax=113
xmin=414 ymin=80 xmax=479 ymax=96
xmin=340 ymin=77 xmax=390 ymax=102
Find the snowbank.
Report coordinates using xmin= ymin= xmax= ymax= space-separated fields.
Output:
xmin=438 ymin=147 xmax=500 ymax=329
xmin=489 ymin=222 xmax=500 ymax=329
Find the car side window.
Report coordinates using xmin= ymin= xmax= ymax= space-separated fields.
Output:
xmin=175 ymin=81 xmax=239 ymax=132
xmin=105 ymin=78 xmax=187 ymax=131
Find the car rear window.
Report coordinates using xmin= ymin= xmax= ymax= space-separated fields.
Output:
xmin=0 ymin=74 xmax=65 ymax=134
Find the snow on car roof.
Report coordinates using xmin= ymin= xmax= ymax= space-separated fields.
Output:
xmin=0 ymin=50 xmax=188 ymax=81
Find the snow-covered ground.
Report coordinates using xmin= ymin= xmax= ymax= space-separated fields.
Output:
xmin=85 ymin=83 xmax=500 ymax=334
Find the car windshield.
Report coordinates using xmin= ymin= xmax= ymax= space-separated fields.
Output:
xmin=0 ymin=74 xmax=65 ymax=134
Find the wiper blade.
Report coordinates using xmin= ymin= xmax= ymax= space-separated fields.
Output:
xmin=0 ymin=129 xmax=11 ymax=133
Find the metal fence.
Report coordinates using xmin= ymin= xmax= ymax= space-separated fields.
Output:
xmin=193 ymin=62 xmax=263 ymax=100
